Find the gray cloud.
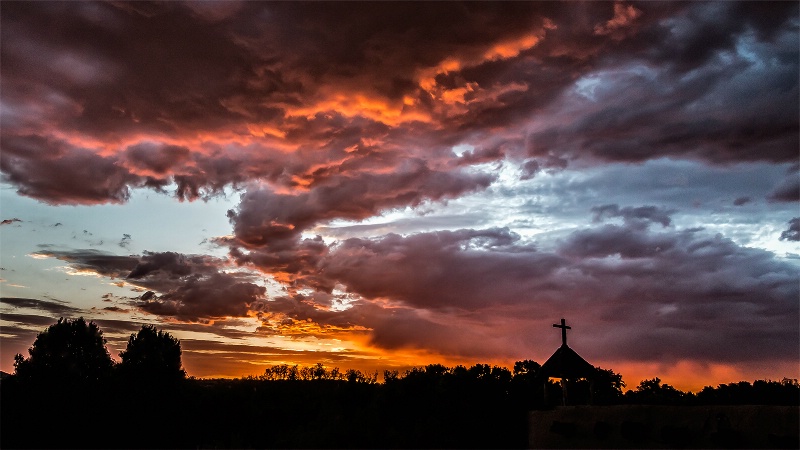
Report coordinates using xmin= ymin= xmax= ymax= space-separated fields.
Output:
xmin=780 ymin=218 xmax=800 ymax=242
xmin=32 ymin=249 xmax=139 ymax=278
xmin=768 ymin=171 xmax=800 ymax=203
xmin=1 ymin=297 xmax=85 ymax=317
xmin=591 ymin=204 xmax=674 ymax=228
xmin=33 ymin=250 xmax=266 ymax=322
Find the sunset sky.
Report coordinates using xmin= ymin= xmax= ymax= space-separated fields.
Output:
xmin=1 ymin=1 xmax=798 ymax=391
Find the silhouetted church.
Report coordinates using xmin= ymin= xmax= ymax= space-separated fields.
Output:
xmin=539 ymin=318 xmax=596 ymax=405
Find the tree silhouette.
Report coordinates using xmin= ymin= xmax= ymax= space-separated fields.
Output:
xmin=592 ymin=366 xmax=625 ymax=404
xmin=513 ymin=359 xmax=541 ymax=378
xmin=13 ymin=317 xmax=113 ymax=385
xmin=625 ymin=377 xmax=687 ymax=404
xmin=118 ymin=324 xmax=185 ymax=383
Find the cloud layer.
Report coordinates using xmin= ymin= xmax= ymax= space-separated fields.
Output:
xmin=32 ymin=210 xmax=799 ymax=368
xmin=2 ymin=2 xmax=797 ymax=203
xmin=2 ymin=2 xmax=798 ymax=385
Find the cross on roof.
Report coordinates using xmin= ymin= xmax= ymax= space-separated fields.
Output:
xmin=553 ymin=318 xmax=571 ymax=347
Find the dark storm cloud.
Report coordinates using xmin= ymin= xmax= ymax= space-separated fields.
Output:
xmin=2 ymin=2 xmax=797 ymax=204
xmin=529 ymin=49 xmax=798 ymax=164
xmin=123 ymin=143 xmax=192 ymax=175
xmin=136 ymin=272 xmax=265 ymax=322
xmin=127 ymin=251 xmax=215 ymax=280
xmin=123 ymin=252 xmax=267 ymax=321
xmin=0 ymin=134 xmax=142 ymax=204
xmin=1 ymin=1 xmax=256 ymax=137
xmin=34 ymin=249 xmax=266 ymax=322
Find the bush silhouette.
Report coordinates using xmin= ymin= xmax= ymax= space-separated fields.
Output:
xmin=118 ymin=324 xmax=185 ymax=383
xmin=13 ymin=317 xmax=113 ymax=385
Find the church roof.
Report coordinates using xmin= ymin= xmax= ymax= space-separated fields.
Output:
xmin=539 ymin=344 xmax=596 ymax=380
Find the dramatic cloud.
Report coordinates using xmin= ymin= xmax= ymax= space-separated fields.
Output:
xmin=33 ymin=250 xmax=266 ymax=322
xmin=135 ymin=272 xmax=265 ymax=321
xmin=214 ymin=216 xmax=800 ymax=365
xmin=124 ymin=251 xmax=266 ymax=322
xmin=2 ymin=2 xmax=797 ymax=204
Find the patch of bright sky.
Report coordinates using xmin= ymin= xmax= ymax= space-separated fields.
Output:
xmin=308 ymin=158 xmax=799 ymax=260
xmin=573 ymin=64 xmax=659 ymax=102
xmin=451 ymin=143 xmax=474 ymax=157
xmin=0 ymin=183 xmax=240 ymax=308
xmin=330 ymin=286 xmax=358 ymax=311
xmin=574 ymin=75 xmax=602 ymax=101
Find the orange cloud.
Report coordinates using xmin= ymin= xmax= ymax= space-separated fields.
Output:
xmin=283 ymin=92 xmax=433 ymax=127
xmin=594 ymin=2 xmax=643 ymax=39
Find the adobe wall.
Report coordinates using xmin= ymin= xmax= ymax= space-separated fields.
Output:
xmin=529 ymin=405 xmax=798 ymax=449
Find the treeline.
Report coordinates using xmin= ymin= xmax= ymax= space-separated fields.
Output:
xmin=1 ymin=318 xmax=797 ymax=449
xmin=623 ymin=376 xmax=799 ymax=406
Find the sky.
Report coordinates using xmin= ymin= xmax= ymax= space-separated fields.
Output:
xmin=1 ymin=1 xmax=798 ymax=391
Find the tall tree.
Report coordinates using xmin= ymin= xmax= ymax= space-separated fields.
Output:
xmin=118 ymin=324 xmax=185 ymax=383
xmin=13 ymin=317 xmax=113 ymax=385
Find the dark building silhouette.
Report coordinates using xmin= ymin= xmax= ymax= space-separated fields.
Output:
xmin=539 ymin=318 xmax=596 ymax=405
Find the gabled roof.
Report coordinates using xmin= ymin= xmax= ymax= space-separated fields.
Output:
xmin=539 ymin=345 xmax=596 ymax=379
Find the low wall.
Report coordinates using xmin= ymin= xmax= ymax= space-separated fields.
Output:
xmin=529 ymin=405 xmax=799 ymax=449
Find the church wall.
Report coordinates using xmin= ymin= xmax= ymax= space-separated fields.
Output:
xmin=529 ymin=405 xmax=798 ymax=448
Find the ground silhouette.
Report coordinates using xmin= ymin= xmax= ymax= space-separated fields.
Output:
xmin=1 ymin=319 xmax=797 ymax=448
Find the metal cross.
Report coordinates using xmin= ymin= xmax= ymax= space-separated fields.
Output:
xmin=553 ymin=318 xmax=571 ymax=347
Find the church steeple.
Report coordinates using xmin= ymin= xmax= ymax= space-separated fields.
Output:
xmin=553 ymin=318 xmax=571 ymax=347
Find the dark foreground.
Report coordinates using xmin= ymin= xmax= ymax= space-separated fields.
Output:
xmin=531 ymin=405 xmax=799 ymax=449
xmin=2 ymin=375 xmax=528 ymax=449
xmin=2 ymin=370 xmax=797 ymax=449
